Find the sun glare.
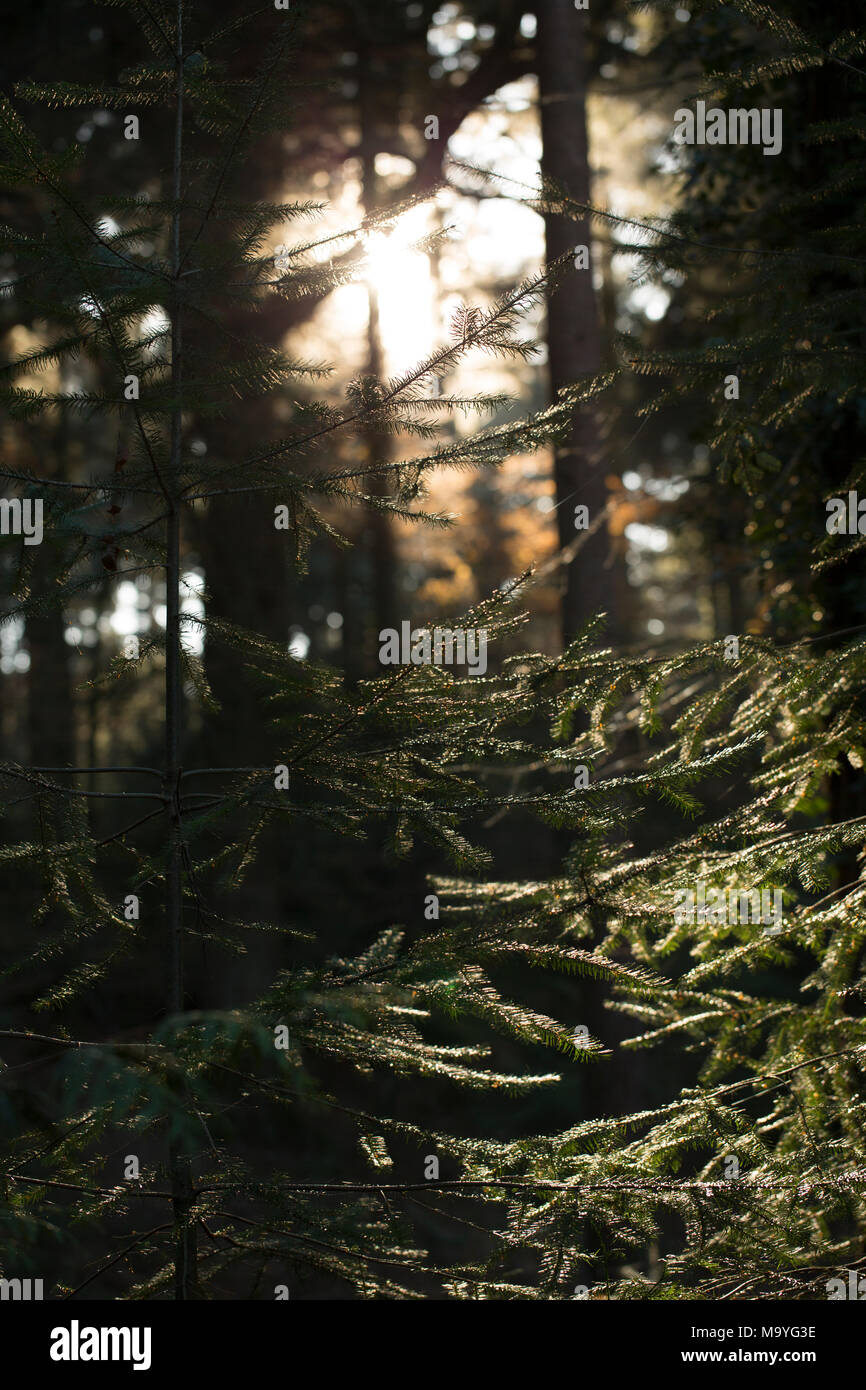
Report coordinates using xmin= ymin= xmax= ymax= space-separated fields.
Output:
xmin=361 ymin=223 xmax=437 ymax=371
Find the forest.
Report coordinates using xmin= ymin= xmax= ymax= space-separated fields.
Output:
xmin=0 ymin=0 xmax=865 ymax=1337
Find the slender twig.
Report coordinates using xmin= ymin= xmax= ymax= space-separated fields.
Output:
xmin=448 ymin=159 xmax=866 ymax=270
xmin=0 ymin=1029 xmax=167 ymax=1051
xmin=29 ymin=766 xmax=163 ymax=777
xmin=62 ymin=1223 xmax=175 ymax=1300
xmin=0 ymin=768 xmax=165 ymax=800
xmin=7 ymin=1173 xmax=173 ymax=1198
xmin=97 ymin=806 xmax=167 ymax=847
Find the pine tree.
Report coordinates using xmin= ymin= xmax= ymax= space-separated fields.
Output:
xmin=427 ymin=0 xmax=866 ymax=1298
xmin=0 ymin=0 xmax=611 ymax=1300
xmin=3 ymin=0 xmax=864 ymax=1305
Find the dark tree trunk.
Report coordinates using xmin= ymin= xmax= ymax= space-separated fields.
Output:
xmin=197 ymin=492 xmax=288 ymax=764
xmin=27 ymin=607 xmax=73 ymax=768
xmin=359 ymin=30 xmax=398 ymax=667
xmin=538 ymin=0 xmax=619 ymax=646
xmin=27 ymin=409 xmax=74 ymax=770
xmin=166 ymin=9 xmax=197 ymax=1299
xmin=537 ymin=2 xmax=625 ymax=1138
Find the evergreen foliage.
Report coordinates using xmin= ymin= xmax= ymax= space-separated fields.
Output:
xmin=1 ymin=0 xmax=864 ymax=1302
xmin=431 ymin=0 xmax=866 ymax=1298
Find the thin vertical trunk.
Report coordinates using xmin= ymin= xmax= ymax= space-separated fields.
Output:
xmin=336 ymin=544 xmax=365 ymax=685
xmin=538 ymin=2 xmax=618 ymax=1149
xmin=538 ymin=0 xmax=619 ymax=646
xmin=166 ymin=1 xmax=197 ymax=1300
xmin=196 ymin=489 xmax=287 ymax=765
xmin=365 ymin=279 xmax=397 ymax=641
xmin=28 ymin=400 xmax=74 ymax=772
xmin=359 ymin=30 xmax=397 ymax=666
xmin=725 ymin=494 xmax=747 ymax=634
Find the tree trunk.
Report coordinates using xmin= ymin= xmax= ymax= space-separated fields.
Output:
xmin=167 ymin=6 xmax=197 ymax=1300
xmin=196 ymin=491 xmax=288 ymax=763
xmin=359 ymin=28 xmax=398 ymax=669
xmin=27 ymin=405 xmax=74 ymax=771
xmin=537 ymin=2 xmax=621 ymax=1141
xmin=538 ymin=0 xmax=619 ymax=646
